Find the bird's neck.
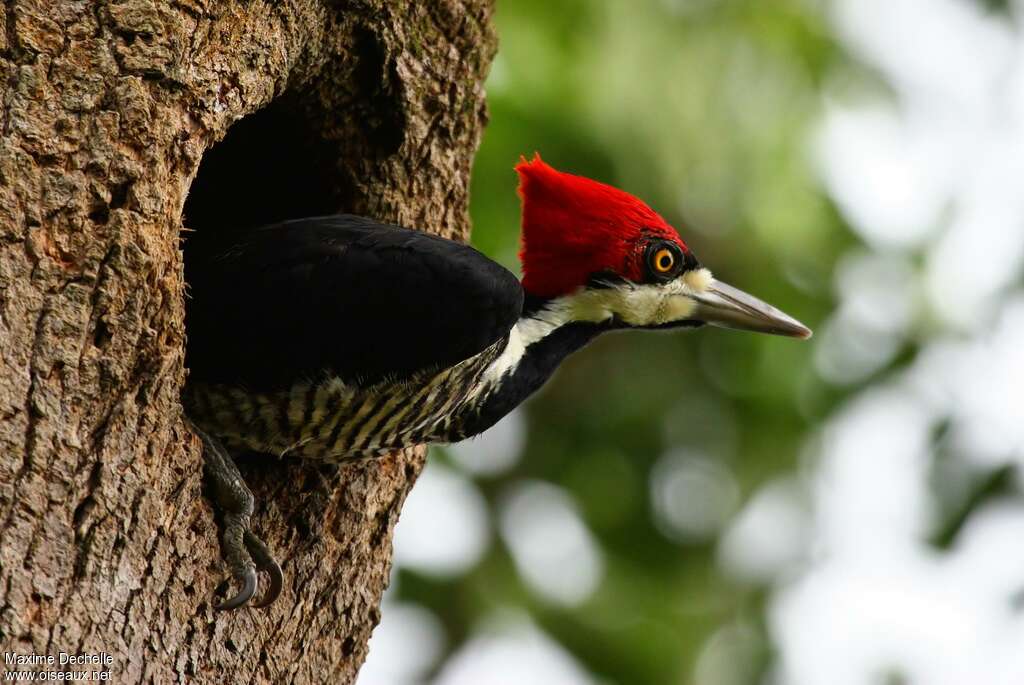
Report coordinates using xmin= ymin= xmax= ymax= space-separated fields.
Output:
xmin=457 ymin=295 xmax=607 ymax=437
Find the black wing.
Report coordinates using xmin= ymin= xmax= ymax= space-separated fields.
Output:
xmin=184 ymin=215 xmax=524 ymax=391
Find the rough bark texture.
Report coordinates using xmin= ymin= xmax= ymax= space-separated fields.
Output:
xmin=0 ymin=1 xmax=495 ymax=681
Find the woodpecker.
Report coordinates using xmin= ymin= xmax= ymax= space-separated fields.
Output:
xmin=184 ymin=154 xmax=811 ymax=610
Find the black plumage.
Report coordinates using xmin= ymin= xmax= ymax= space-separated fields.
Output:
xmin=184 ymin=215 xmax=524 ymax=392
xmin=183 ymin=215 xmax=598 ymax=611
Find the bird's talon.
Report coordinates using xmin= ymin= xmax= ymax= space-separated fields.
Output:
xmin=214 ymin=565 xmax=258 ymax=611
xmin=245 ymin=530 xmax=284 ymax=608
xmin=250 ymin=567 xmax=283 ymax=608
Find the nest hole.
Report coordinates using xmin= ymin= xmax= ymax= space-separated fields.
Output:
xmin=184 ymin=99 xmax=343 ymax=234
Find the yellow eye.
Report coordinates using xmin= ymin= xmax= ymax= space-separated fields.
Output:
xmin=653 ymin=248 xmax=675 ymax=273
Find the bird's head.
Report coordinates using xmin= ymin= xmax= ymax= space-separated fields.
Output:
xmin=516 ymin=154 xmax=811 ymax=338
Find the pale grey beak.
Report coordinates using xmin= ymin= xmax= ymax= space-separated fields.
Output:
xmin=689 ymin=279 xmax=812 ymax=339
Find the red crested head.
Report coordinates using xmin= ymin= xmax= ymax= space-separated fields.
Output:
xmin=515 ymin=154 xmax=689 ymax=298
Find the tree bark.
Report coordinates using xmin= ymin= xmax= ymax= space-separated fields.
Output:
xmin=0 ymin=1 xmax=495 ymax=681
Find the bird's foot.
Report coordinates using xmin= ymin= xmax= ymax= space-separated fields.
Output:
xmin=191 ymin=422 xmax=284 ymax=610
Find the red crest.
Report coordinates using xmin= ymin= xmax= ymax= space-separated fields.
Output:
xmin=515 ymin=154 xmax=688 ymax=298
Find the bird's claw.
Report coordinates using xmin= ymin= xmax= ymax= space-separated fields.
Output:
xmin=213 ymin=531 xmax=282 ymax=610
xmin=245 ymin=530 xmax=284 ymax=609
xmin=191 ymin=420 xmax=286 ymax=611
xmin=215 ymin=564 xmax=258 ymax=610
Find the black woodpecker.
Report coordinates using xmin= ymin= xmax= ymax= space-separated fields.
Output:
xmin=183 ymin=154 xmax=811 ymax=609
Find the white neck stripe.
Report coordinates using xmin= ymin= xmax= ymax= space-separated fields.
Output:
xmin=481 ymin=268 xmax=713 ymax=384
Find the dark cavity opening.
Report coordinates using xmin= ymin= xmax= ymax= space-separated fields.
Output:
xmin=184 ymin=99 xmax=342 ymax=234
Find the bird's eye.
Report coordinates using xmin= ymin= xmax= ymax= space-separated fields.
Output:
xmin=645 ymin=242 xmax=682 ymax=281
xmin=653 ymin=248 xmax=675 ymax=274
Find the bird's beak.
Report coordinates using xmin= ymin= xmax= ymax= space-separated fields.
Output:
xmin=688 ymin=279 xmax=812 ymax=339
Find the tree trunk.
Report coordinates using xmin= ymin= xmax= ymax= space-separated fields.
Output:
xmin=0 ymin=1 xmax=495 ymax=681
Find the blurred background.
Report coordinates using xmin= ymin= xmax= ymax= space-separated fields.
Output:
xmin=360 ymin=0 xmax=1024 ymax=683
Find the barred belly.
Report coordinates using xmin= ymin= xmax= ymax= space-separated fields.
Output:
xmin=184 ymin=339 xmax=505 ymax=461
